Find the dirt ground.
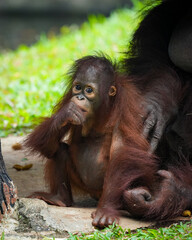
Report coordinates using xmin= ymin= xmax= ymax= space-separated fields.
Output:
xmin=2 ymin=135 xmax=47 ymax=198
xmin=0 ymin=135 xmax=191 ymax=239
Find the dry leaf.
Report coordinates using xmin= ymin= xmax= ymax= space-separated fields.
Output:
xmin=182 ymin=210 xmax=191 ymax=217
xmin=13 ymin=164 xmax=33 ymax=171
xmin=12 ymin=143 xmax=22 ymax=150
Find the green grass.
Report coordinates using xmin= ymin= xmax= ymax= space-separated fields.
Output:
xmin=41 ymin=221 xmax=192 ymax=240
xmin=0 ymin=232 xmax=4 ymax=240
xmin=1 ymin=221 xmax=192 ymax=239
xmin=0 ymin=0 xmax=150 ymax=137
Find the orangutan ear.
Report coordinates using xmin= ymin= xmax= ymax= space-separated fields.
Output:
xmin=108 ymin=86 xmax=117 ymax=97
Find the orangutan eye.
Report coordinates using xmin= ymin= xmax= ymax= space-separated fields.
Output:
xmin=85 ymin=87 xmax=93 ymax=94
xmin=75 ymin=85 xmax=82 ymax=91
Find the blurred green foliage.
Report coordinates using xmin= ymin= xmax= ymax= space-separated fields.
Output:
xmin=0 ymin=0 xmax=152 ymax=137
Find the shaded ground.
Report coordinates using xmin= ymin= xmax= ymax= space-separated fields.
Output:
xmin=0 ymin=136 xmax=191 ymax=239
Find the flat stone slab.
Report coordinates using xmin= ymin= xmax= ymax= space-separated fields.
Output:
xmin=0 ymin=136 xmax=191 ymax=239
xmin=0 ymin=198 xmax=155 ymax=239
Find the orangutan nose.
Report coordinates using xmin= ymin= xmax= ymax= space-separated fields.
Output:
xmin=76 ymin=95 xmax=85 ymax=100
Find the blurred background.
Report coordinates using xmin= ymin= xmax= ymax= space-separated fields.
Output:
xmin=0 ymin=0 xmax=132 ymax=50
xmin=0 ymin=0 xmax=139 ymax=137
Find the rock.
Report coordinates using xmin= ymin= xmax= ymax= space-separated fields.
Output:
xmin=18 ymin=198 xmax=95 ymax=233
xmin=0 ymin=197 xmax=154 ymax=239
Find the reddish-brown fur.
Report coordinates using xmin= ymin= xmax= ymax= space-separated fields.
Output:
xmin=25 ymin=55 xmax=157 ymax=228
xmin=25 ymin=0 xmax=192 ymax=228
xmin=120 ymin=0 xmax=192 ymax=222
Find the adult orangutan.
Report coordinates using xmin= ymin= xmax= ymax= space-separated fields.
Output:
xmin=121 ymin=0 xmax=192 ymax=222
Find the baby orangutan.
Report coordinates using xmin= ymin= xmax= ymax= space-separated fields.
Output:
xmin=25 ymin=55 xmax=190 ymax=228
